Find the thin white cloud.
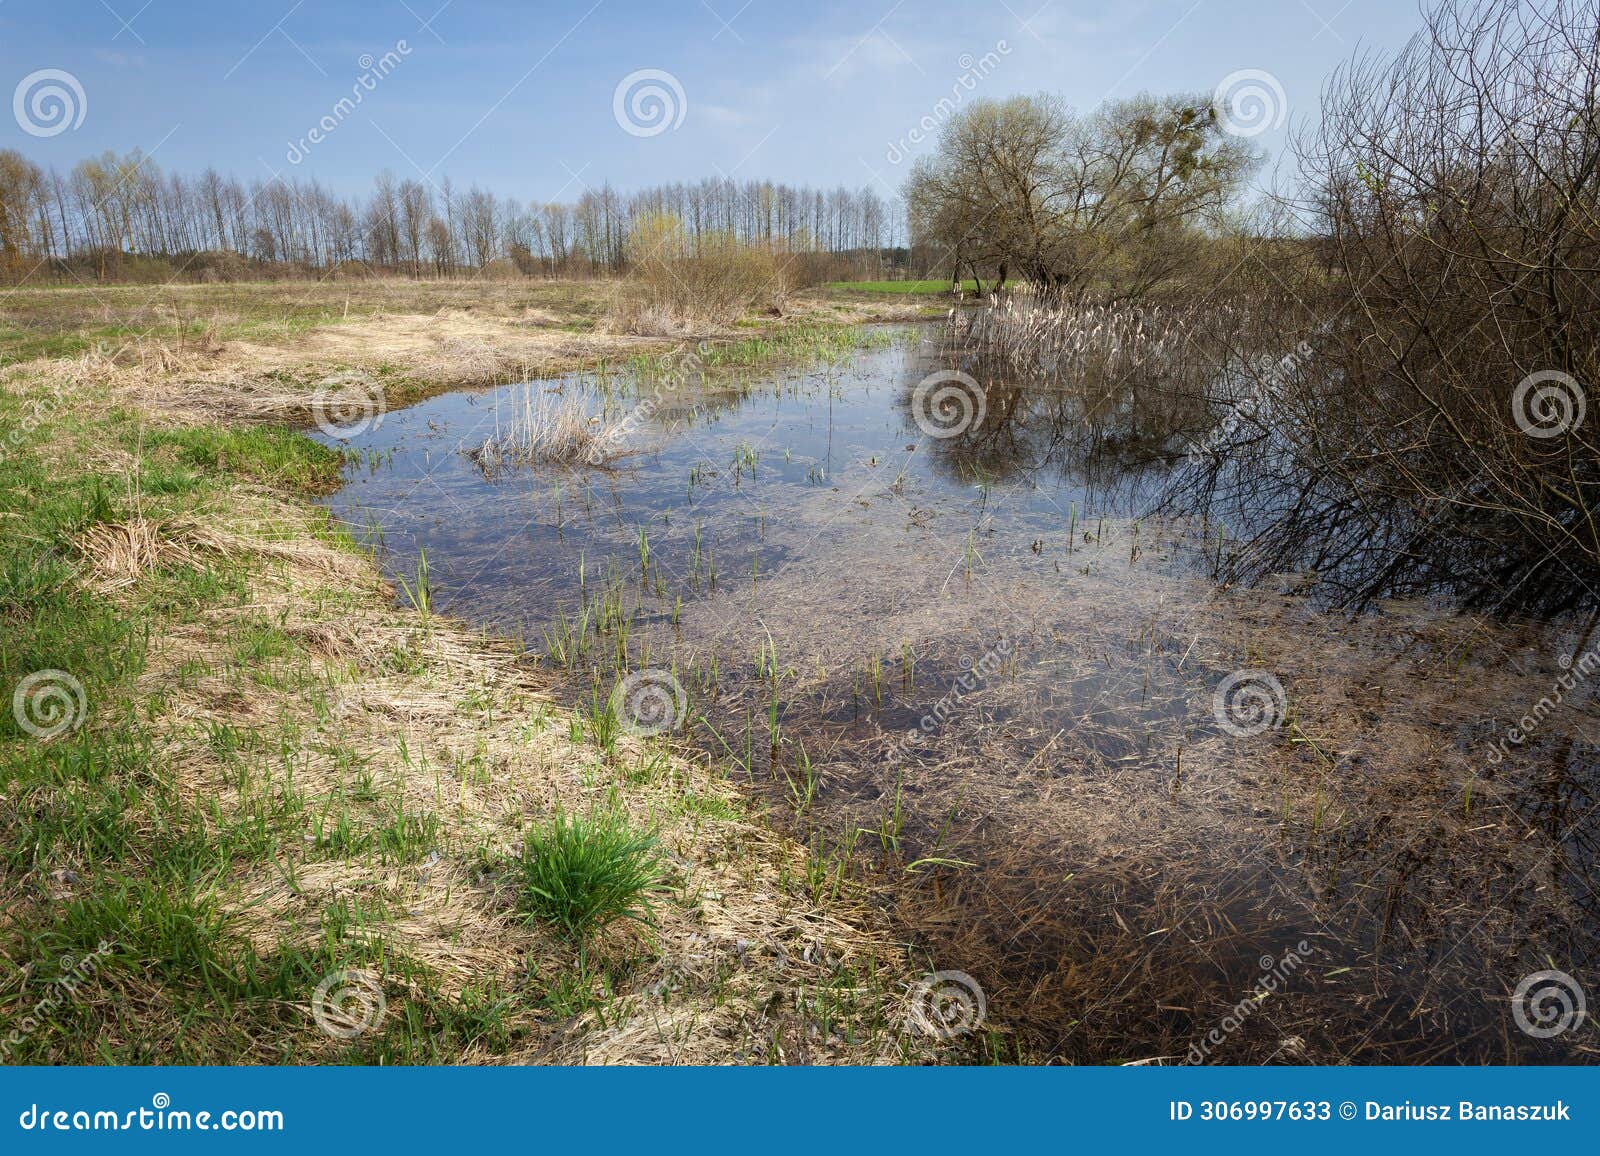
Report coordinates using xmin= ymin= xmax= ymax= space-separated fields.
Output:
xmin=94 ymin=49 xmax=147 ymax=68
xmin=699 ymin=103 xmax=760 ymax=129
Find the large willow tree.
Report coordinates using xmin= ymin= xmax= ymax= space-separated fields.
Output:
xmin=903 ymin=92 xmax=1259 ymax=300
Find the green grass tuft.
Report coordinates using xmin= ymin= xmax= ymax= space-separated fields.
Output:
xmin=516 ymin=811 xmax=668 ymax=939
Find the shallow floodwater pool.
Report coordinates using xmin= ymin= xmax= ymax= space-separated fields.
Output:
xmin=320 ymin=326 xmax=1600 ymax=1064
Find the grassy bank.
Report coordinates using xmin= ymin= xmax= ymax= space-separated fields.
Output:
xmin=0 ymin=280 xmax=935 ymax=1065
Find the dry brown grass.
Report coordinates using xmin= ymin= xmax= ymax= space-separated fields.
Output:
xmin=73 ymin=513 xmax=366 ymax=594
xmin=0 ymin=279 xmax=935 ymax=432
xmin=28 ymin=472 xmax=932 ymax=1064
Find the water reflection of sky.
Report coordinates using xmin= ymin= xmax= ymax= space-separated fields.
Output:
xmin=319 ymin=331 xmax=1196 ymax=634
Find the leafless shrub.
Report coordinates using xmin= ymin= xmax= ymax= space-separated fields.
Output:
xmin=1260 ymin=0 xmax=1600 ymax=613
xmin=608 ymin=212 xmax=788 ymax=334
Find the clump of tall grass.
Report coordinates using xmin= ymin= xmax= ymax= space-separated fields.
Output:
xmin=516 ymin=810 xmax=668 ymax=939
xmin=468 ymin=386 xmax=613 ymax=471
xmin=609 ymin=211 xmax=789 ymax=335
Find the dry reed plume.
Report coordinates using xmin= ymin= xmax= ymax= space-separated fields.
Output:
xmin=468 ymin=386 xmax=615 ymax=470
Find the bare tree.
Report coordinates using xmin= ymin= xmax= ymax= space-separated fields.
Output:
xmin=0 ymin=151 xmax=903 ymax=283
xmin=397 ymin=179 xmax=432 ymax=277
xmin=0 ymin=150 xmax=45 ymax=275
xmin=905 ymin=92 xmax=1258 ymax=298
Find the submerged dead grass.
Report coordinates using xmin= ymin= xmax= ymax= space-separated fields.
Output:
xmin=449 ymin=339 xmax=1599 ymax=1066
xmin=707 ymin=521 xmax=1600 ymax=1064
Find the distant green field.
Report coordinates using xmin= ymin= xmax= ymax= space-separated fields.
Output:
xmin=827 ymin=279 xmax=980 ymax=294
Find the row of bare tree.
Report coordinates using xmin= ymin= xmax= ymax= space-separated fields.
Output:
xmin=0 ymin=154 xmax=898 ymax=283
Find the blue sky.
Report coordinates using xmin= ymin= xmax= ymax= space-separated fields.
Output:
xmin=1 ymin=0 xmax=1427 ymax=201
